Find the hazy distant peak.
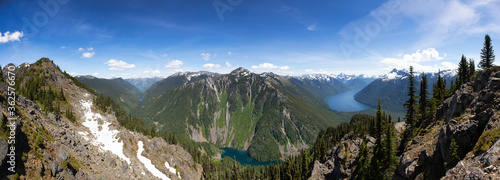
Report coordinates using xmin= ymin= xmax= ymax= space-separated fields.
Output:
xmin=75 ymin=75 xmax=98 ymax=79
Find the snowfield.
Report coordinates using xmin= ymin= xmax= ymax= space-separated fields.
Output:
xmin=137 ymin=141 xmax=170 ymax=180
xmin=79 ymin=100 xmax=131 ymax=165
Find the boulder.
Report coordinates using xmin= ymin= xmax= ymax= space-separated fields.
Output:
xmin=57 ymin=148 xmax=70 ymax=164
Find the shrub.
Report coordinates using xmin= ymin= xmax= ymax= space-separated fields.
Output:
xmin=474 ymin=127 xmax=500 ymax=155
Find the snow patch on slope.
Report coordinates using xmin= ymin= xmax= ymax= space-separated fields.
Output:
xmin=137 ymin=141 xmax=171 ymax=180
xmin=165 ymin=161 xmax=180 ymax=179
xmin=79 ymin=100 xmax=131 ymax=165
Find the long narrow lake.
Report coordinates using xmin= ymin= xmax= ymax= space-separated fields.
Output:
xmin=325 ymin=88 xmax=374 ymax=112
xmin=220 ymin=148 xmax=281 ymax=166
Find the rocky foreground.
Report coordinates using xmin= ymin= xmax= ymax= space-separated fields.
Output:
xmin=310 ymin=68 xmax=500 ymax=179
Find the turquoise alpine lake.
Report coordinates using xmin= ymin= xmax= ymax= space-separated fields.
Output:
xmin=325 ymin=88 xmax=374 ymax=112
xmin=220 ymin=148 xmax=281 ymax=166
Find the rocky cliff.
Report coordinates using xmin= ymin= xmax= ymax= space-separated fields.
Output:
xmin=396 ymin=67 xmax=500 ymax=179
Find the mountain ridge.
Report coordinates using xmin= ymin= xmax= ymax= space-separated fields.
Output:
xmin=0 ymin=58 xmax=201 ymax=179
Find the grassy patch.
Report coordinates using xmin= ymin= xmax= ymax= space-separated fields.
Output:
xmin=229 ymin=99 xmax=259 ymax=149
xmin=217 ymin=92 xmax=228 ymax=128
xmin=452 ymin=114 xmax=466 ymax=121
xmin=474 ymin=126 xmax=500 ymax=155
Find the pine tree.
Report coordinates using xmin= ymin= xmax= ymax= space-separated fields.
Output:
xmin=445 ymin=139 xmax=460 ymax=169
xmin=468 ymin=59 xmax=475 ymax=81
xmin=370 ymin=99 xmax=385 ymax=179
xmin=419 ymin=73 xmax=429 ymax=127
xmin=232 ymin=158 xmax=240 ymax=180
xmin=404 ymin=66 xmax=417 ymax=128
xmin=479 ymin=34 xmax=495 ymax=69
xmin=458 ymin=54 xmax=469 ymax=85
xmin=301 ymin=149 xmax=308 ymax=179
xmin=383 ymin=120 xmax=398 ymax=179
xmin=354 ymin=139 xmax=370 ymax=180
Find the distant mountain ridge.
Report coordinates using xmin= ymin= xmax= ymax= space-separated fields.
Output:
xmin=355 ymin=68 xmax=457 ymax=115
xmin=124 ymin=77 xmax=163 ymax=92
xmin=295 ymin=73 xmax=378 ymax=90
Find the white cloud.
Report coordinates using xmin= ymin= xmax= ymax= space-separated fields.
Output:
xmin=144 ymin=70 xmax=161 ymax=74
xmin=213 ymin=54 xmax=217 ymax=58
xmin=441 ymin=61 xmax=456 ymax=70
xmin=80 ymin=47 xmax=95 ymax=58
xmin=0 ymin=31 xmax=23 ymax=43
xmin=396 ymin=0 xmax=499 ymax=48
xmin=201 ymin=53 xmax=211 ymax=61
xmin=380 ymin=48 xmax=453 ymax=72
xmin=109 ymin=67 xmax=124 ymax=71
xmin=60 ymin=46 xmax=66 ymax=49
xmin=165 ymin=60 xmax=183 ymax=68
xmin=307 ymin=24 xmax=317 ymax=31
xmin=160 ymin=53 xmax=168 ymax=57
xmin=93 ymin=72 xmax=99 ymax=76
xmin=305 ymin=69 xmax=314 ymax=73
xmin=203 ymin=63 xmax=221 ymax=69
xmin=225 ymin=61 xmax=233 ymax=67
xmin=228 ymin=51 xmax=232 ymax=55
xmin=251 ymin=63 xmax=278 ymax=69
xmin=105 ymin=59 xmax=136 ymax=71
xmin=82 ymin=52 xmax=95 ymax=58
xmin=280 ymin=66 xmax=290 ymax=70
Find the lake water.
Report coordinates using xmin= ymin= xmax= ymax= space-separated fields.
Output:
xmin=325 ymin=88 xmax=374 ymax=112
xmin=220 ymin=148 xmax=281 ymax=166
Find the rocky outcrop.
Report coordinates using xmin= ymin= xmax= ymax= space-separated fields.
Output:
xmin=395 ymin=68 xmax=500 ymax=179
xmin=309 ymin=132 xmax=375 ymax=180
xmin=442 ymin=138 xmax=500 ymax=179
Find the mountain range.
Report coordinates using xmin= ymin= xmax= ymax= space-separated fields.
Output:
xmin=74 ymin=68 xmax=380 ymax=161
xmin=1 ymin=58 xmax=498 ymax=180
xmin=134 ymin=68 xmax=350 ymax=161
xmin=74 ymin=66 xmax=457 ymax=162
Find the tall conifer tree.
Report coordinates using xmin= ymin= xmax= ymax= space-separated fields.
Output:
xmin=404 ymin=66 xmax=417 ymax=128
xmin=458 ymin=54 xmax=469 ymax=85
xmin=419 ymin=73 xmax=429 ymax=127
xmin=479 ymin=34 xmax=495 ymax=69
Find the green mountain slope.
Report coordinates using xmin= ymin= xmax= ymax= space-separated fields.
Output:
xmin=135 ymin=68 xmax=349 ymax=161
xmin=144 ymin=71 xmax=216 ymax=100
xmin=76 ymin=76 xmax=142 ymax=112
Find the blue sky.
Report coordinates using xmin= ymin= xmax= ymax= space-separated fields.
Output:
xmin=1 ymin=0 xmax=499 ymax=78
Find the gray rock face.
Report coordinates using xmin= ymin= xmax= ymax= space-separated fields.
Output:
xmin=442 ymin=139 xmax=500 ymax=179
xmin=0 ymin=139 xmax=8 ymax=170
xmin=57 ymin=148 xmax=70 ymax=164
xmin=308 ymin=133 xmax=375 ymax=180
